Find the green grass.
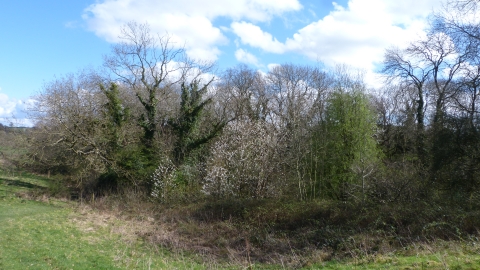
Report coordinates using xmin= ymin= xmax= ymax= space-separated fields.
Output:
xmin=306 ymin=243 xmax=480 ymax=269
xmin=0 ymin=173 xmax=211 ymax=270
xmin=309 ymin=254 xmax=480 ymax=269
xmin=0 ymin=171 xmax=49 ymax=204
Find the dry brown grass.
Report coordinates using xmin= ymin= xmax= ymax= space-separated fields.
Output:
xmin=79 ymin=192 xmax=310 ymax=267
xmin=75 ymin=190 xmax=480 ymax=268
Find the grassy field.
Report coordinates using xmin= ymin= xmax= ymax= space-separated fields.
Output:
xmin=1 ymin=171 xmax=480 ymax=269
xmin=0 ymin=171 xmax=212 ymax=269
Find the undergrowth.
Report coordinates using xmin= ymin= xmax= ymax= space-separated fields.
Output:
xmin=2 ymin=168 xmax=480 ymax=269
xmin=90 ymin=191 xmax=480 ymax=269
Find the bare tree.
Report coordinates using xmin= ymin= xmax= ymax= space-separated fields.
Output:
xmin=267 ymin=64 xmax=325 ymax=130
xmin=454 ymin=65 xmax=480 ymax=129
xmin=383 ymin=47 xmax=431 ymax=132
xmin=449 ymin=0 xmax=479 ymax=13
xmin=435 ymin=0 xmax=480 ymax=48
xmin=419 ymin=32 xmax=472 ymax=124
xmin=383 ymin=29 xmax=477 ymax=167
xmin=264 ymin=64 xmax=331 ymax=200
xmin=219 ymin=64 xmax=271 ymax=122
xmin=433 ymin=0 xmax=480 ymax=127
xmin=104 ymin=22 xmax=213 ymax=150
xmin=28 ymin=69 xmax=117 ymax=187
xmin=373 ymin=85 xmax=418 ymax=157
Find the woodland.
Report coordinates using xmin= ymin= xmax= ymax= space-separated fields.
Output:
xmin=4 ymin=0 xmax=480 ymax=266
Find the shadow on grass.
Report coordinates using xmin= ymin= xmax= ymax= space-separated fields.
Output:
xmin=0 ymin=178 xmax=47 ymax=190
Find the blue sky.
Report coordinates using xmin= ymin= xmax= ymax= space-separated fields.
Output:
xmin=0 ymin=0 xmax=442 ymax=126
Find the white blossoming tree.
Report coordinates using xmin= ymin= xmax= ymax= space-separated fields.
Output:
xmin=203 ymin=120 xmax=282 ymax=198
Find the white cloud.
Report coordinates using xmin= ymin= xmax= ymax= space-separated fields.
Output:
xmin=230 ymin=0 xmax=442 ymax=88
xmin=83 ymin=0 xmax=302 ymax=61
xmin=267 ymin=63 xmax=281 ymax=71
xmin=231 ymin=22 xmax=287 ymax=53
xmin=234 ymin=0 xmax=440 ymax=69
xmin=0 ymin=90 xmax=34 ymax=126
xmin=235 ymin=49 xmax=260 ymax=66
xmin=0 ymin=93 xmax=18 ymax=117
xmin=162 ymin=61 xmax=216 ymax=85
xmin=82 ymin=0 xmax=449 ymax=89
